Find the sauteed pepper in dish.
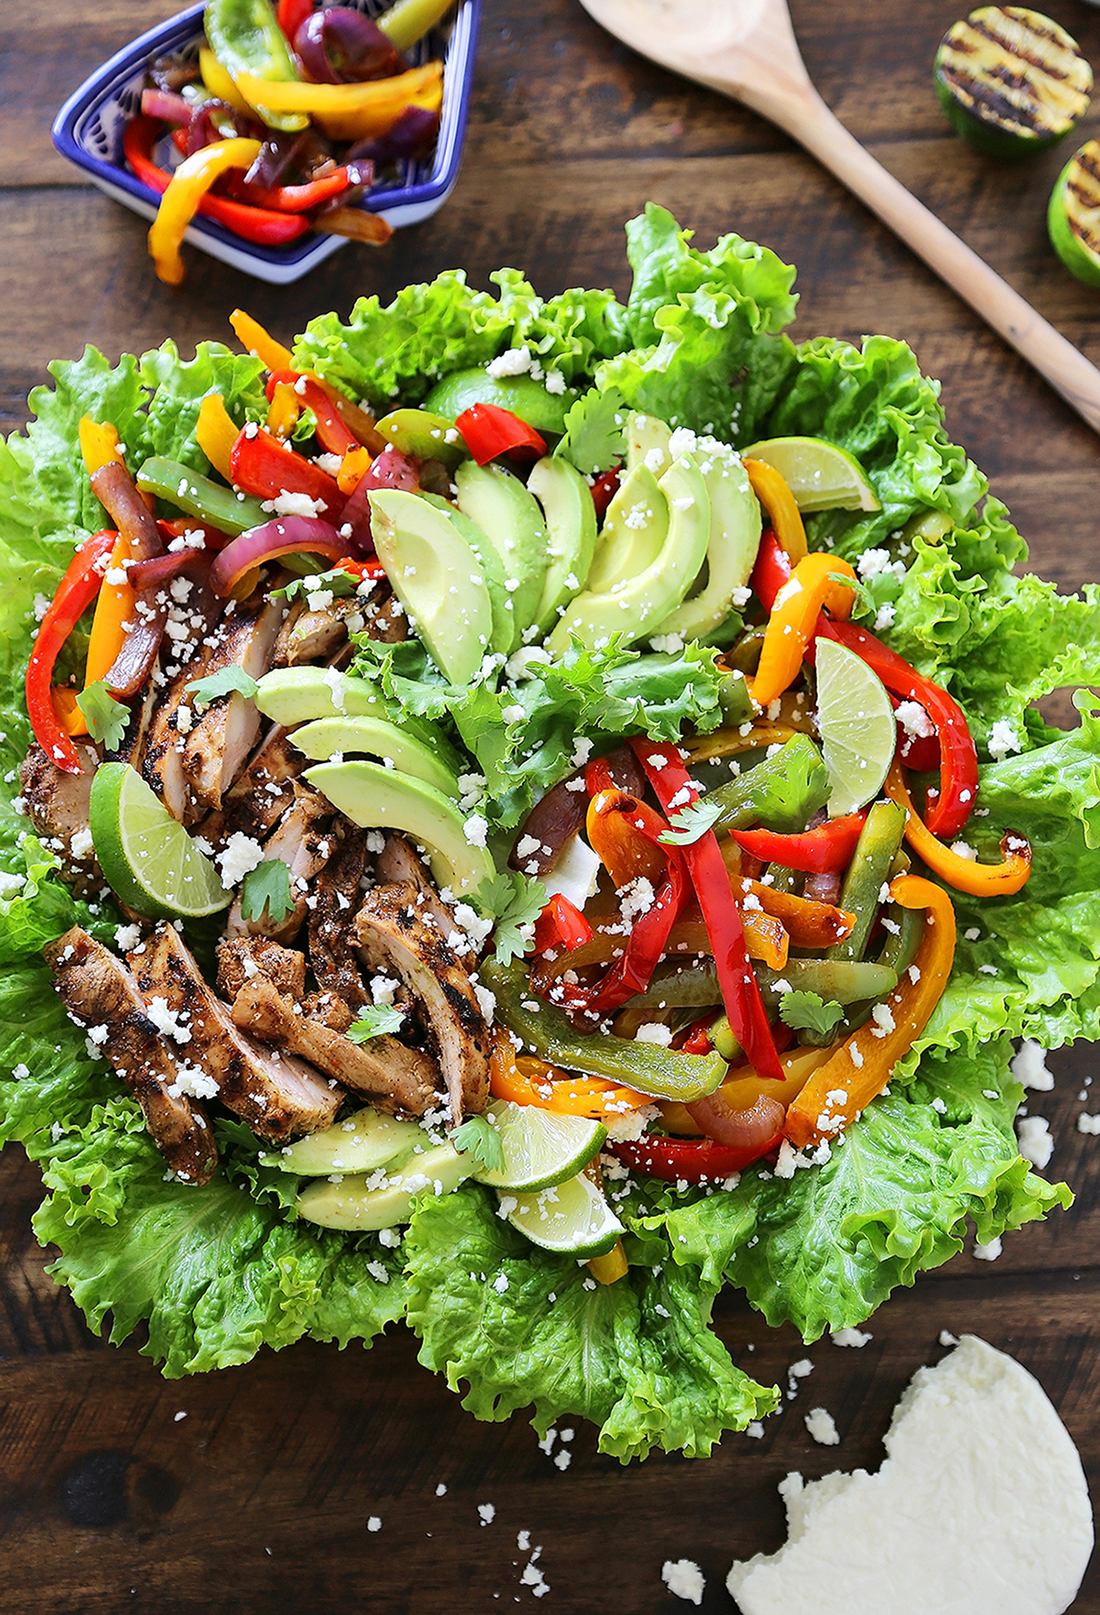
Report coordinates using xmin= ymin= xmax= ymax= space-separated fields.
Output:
xmin=0 ymin=208 xmax=1091 ymax=1459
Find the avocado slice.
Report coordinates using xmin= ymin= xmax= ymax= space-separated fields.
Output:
xmin=586 ymin=463 xmax=668 ymax=596
xmin=296 ymin=1142 xmax=474 ymax=1230
xmin=527 ymin=456 xmax=598 ymax=635
xmin=625 ymin=413 xmax=672 ymax=478
xmin=368 ymin=488 xmax=494 ymax=687
xmin=289 ymin=715 xmax=462 ymax=799
xmin=255 ymin=665 xmax=389 ymax=726
xmin=375 ymin=408 xmax=468 ymax=469
xmin=305 ymin=759 xmax=496 ymax=895
xmin=424 ymin=367 xmax=577 ymax=434
xmin=418 ymin=491 xmax=515 ymax=655
xmin=453 ymin=461 xmax=550 ymax=644
xmin=262 ymin=1107 xmax=422 ymax=1176
xmin=547 ymin=453 xmax=711 ymax=655
xmin=654 ymin=441 xmax=762 ymax=641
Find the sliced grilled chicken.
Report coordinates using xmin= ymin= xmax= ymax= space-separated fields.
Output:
xmin=210 ymin=723 xmax=303 ymax=844
xmin=142 ymin=670 xmax=199 ymax=823
xmin=130 ymin=924 xmax=340 ymax=1144
xmin=110 ymin=678 xmax=158 ymax=772
xmin=225 ymin=783 xmax=335 ymax=944
xmin=18 ymin=741 xmax=101 ymax=896
xmin=216 ymin=935 xmax=307 ymax=1001
xmin=363 ymin=587 xmax=409 ymax=644
xmin=230 ymin=976 xmax=440 ymax=1117
xmin=308 ymin=828 xmax=372 ymax=1012
xmin=376 ymin=834 xmax=477 ymax=970
xmin=44 ymin=926 xmax=217 ymax=1185
xmin=273 ymin=595 xmax=367 ymax=667
xmin=355 ymin=882 xmax=491 ymax=1121
xmin=180 ymin=589 xmax=286 ymax=820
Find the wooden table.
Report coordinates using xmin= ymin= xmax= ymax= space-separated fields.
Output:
xmin=2 ymin=1 xmax=1098 ymax=1608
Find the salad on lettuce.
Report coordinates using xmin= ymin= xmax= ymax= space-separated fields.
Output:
xmin=0 ymin=204 xmax=1092 ymax=1462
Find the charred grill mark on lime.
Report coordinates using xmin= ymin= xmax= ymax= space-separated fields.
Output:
xmin=935 ymin=7 xmax=1092 ymax=157
xmin=1049 ymin=140 xmax=1100 ymax=286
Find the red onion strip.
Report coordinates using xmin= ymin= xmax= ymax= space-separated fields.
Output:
xmin=685 ymin=1092 xmax=786 ymax=1149
xmin=209 ymin=515 xmax=347 ymax=597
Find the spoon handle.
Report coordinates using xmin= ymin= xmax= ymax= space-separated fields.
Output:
xmin=767 ymin=85 xmax=1100 ymax=433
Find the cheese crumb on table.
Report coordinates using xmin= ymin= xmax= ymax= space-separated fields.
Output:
xmin=1016 ymin=1115 xmax=1054 ymax=1170
xmin=661 ymin=1558 xmax=705 ymax=1605
xmin=727 ymin=1335 xmax=1093 ymax=1615
xmin=830 ymin=1328 xmax=872 ymax=1348
xmin=973 ymin=1236 xmax=1002 ymax=1261
xmin=804 ymin=1407 xmax=840 ymax=1446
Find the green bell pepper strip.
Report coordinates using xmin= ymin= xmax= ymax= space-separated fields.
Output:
xmin=205 ymin=0 xmax=307 ymax=133
xmin=479 ymin=958 xmax=728 ymax=1103
xmin=377 ymin=0 xmax=455 ymax=51
xmin=628 ymin=957 xmax=898 ymax=1010
xmin=136 ymin=458 xmax=268 ymax=537
xmin=827 ymin=799 xmax=906 ymax=963
xmin=706 ymin=734 xmax=830 ymax=835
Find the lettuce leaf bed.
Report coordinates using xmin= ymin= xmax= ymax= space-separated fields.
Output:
xmin=0 ymin=206 xmax=1090 ymax=1459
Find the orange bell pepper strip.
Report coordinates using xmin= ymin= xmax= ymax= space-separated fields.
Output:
xmin=266 ymin=380 xmax=301 ymax=441
xmin=196 ymin=394 xmax=240 ymax=480
xmin=489 ymin=1036 xmax=651 ymax=1120
xmin=586 ymin=788 xmax=667 ymax=889
xmin=750 ymin=550 xmax=859 ymax=708
xmin=148 ymin=137 xmax=263 ymax=285
xmin=786 ymin=873 xmax=956 ymax=1149
xmin=883 ymin=759 xmax=1031 ymax=897
xmin=229 ymin=309 xmax=294 ymax=373
xmin=338 ymin=445 xmax=373 ymax=493
xmin=49 ymin=687 xmax=86 ymax=736
xmin=740 ymin=908 xmax=789 ymax=970
xmin=83 ymin=534 xmax=135 ymax=692
xmin=743 ymin=458 xmax=807 ymax=562
xmin=79 ymin=416 xmax=125 ymax=477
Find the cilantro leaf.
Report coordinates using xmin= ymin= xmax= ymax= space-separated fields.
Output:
xmin=472 ymin=871 xmax=546 ymax=966
xmin=658 ymin=798 xmax=723 ymax=846
xmin=779 ymin=990 xmax=845 ymax=1037
xmin=451 ymin=1113 xmax=504 ymax=1173
xmin=271 ymin=566 xmax=359 ymax=605
xmin=554 ymin=385 xmax=626 ymax=475
xmin=239 ymin=859 xmax=294 ymax=923
xmin=347 ymin=1005 xmax=406 ymax=1042
xmin=75 ymin=681 xmax=128 ymax=751
xmin=185 ymin=666 xmax=259 ymax=709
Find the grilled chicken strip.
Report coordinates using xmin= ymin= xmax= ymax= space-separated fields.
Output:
xmin=376 ymin=834 xmax=477 ymax=970
xmin=18 ymin=741 xmax=102 ymax=897
xmin=362 ymin=587 xmax=409 ymax=644
xmin=308 ymin=829 xmax=373 ymax=1012
xmin=231 ymin=976 xmax=439 ymax=1117
xmin=131 ymin=924 xmax=341 ymax=1144
xmin=273 ymin=595 xmax=367 ymax=667
xmin=44 ymin=926 xmax=217 ymax=1185
xmin=216 ymin=935 xmax=307 ymax=1002
xmin=226 ymin=783 xmax=335 ymax=944
xmin=355 ymin=883 xmax=491 ymax=1121
xmin=180 ymin=589 xmax=286 ymax=820
xmin=210 ymin=724 xmax=302 ymax=845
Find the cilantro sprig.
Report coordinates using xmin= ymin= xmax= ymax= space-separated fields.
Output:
xmin=240 ymin=859 xmax=294 ymax=924
xmin=347 ymin=1005 xmax=406 ymax=1042
xmin=451 ymin=1113 xmax=504 ymax=1173
xmin=75 ymin=681 xmax=128 ymax=751
xmin=779 ymin=990 xmax=845 ymax=1038
xmin=472 ymin=871 xmax=546 ymax=966
xmin=185 ymin=666 xmax=259 ymax=709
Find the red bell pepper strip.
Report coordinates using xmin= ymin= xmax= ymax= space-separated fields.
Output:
xmin=533 ymin=893 xmax=593 ymax=955
xmin=749 ymin=527 xmax=791 ymax=612
xmin=277 ymin=0 xmax=314 ymax=42
xmin=891 ymin=691 xmax=941 ymax=772
xmin=336 ymin=556 xmax=387 ymax=581
xmin=26 ymin=531 xmax=117 ymax=774
xmin=123 ymin=117 xmax=310 ymax=248
xmin=680 ymin=1016 xmax=715 ymax=1056
xmin=631 ymin=739 xmax=782 ymax=1082
xmin=607 ymin=1127 xmax=783 ymax=1184
xmin=229 ymin=425 xmax=344 ymax=517
xmin=265 ymin=370 xmax=361 ymax=456
xmin=590 ymin=466 xmax=620 ymax=520
xmin=731 ymin=813 xmax=868 ymax=874
xmin=228 ymin=168 xmax=353 ymax=214
xmin=819 ymin=619 xmax=979 ymax=840
xmin=587 ymin=852 xmax=690 ymax=1015
xmin=455 ymin=403 xmax=547 ymax=466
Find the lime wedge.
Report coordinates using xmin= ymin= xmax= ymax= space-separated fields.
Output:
xmin=261 ymin=1107 xmax=422 ymax=1177
xmin=741 ymin=436 xmax=881 ymax=514
xmin=89 ymin=761 xmax=232 ymax=920
xmin=502 ymin=1171 xmax=623 ymax=1258
xmin=1049 ymin=142 xmax=1100 ymax=289
xmin=474 ymin=1101 xmax=607 ymax=1192
xmin=814 ymin=638 xmax=896 ymax=816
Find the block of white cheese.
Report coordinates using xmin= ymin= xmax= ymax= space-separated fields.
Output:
xmin=728 ymin=1335 xmax=1093 ymax=1615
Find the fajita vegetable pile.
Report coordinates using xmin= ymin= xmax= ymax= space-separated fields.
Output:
xmin=0 ymin=206 xmax=1094 ymax=1461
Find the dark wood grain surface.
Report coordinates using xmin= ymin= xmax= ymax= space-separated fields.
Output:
xmin=2 ymin=1 xmax=1099 ymax=1609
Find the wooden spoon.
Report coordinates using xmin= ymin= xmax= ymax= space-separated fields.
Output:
xmin=578 ymin=0 xmax=1100 ymax=434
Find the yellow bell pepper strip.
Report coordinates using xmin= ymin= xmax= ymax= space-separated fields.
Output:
xmin=749 ymin=550 xmax=859 ymax=708
xmin=266 ymin=379 xmax=300 ymax=440
xmin=785 ymin=873 xmax=956 ymax=1149
xmin=202 ymin=0 xmax=307 ymax=134
xmin=79 ymin=416 xmax=125 ymax=476
xmin=883 ymin=759 xmax=1032 ymax=896
xmin=338 ymin=445 xmax=373 ymax=493
xmin=488 ymin=1036 xmax=651 ymax=1120
xmin=377 ymin=0 xmax=455 ymax=51
xmin=743 ymin=458 xmax=807 ymax=562
xmin=235 ymin=61 xmax=443 ymax=142
xmin=587 ymin=1241 xmax=629 ymax=1285
xmin=229 ymin=308 xmax=294 ymax=372
xmin=83 ymin=535 xmax=135 ymax=692
xmin=195 ymin=394 xmax=240 ymax=481
xmin=148 ymin=137 xmax=262 ymax=285
xmin=198 ymin=44 xmax=254 ymax=116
